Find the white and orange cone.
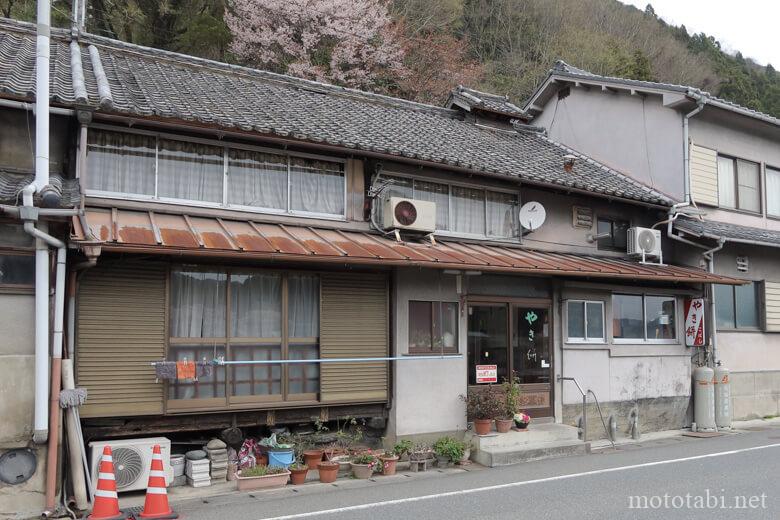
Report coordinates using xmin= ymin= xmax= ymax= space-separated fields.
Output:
xmin=87 ymin=446 xmax=127 ymax=520
xmin=138 ymin=445 xmax=178 ymax=519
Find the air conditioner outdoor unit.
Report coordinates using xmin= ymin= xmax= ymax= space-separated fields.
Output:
xmin=627 ymin=226 xmax=662 ymax=260
xmin=383 ymin=197 xmax=436 ymax=233
xmin=89 ymin=437 xmax=173 ymax=493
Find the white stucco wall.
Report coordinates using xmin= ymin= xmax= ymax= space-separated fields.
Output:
xmin=390 ymin=269 xmax=467 ymax=438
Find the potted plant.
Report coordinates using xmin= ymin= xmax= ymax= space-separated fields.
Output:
xmin=393 ymin=439 xmax=413 ymax=461
xmin=513 ymin=412 xmax=532 ymax=430
xmin=350 ymin=452 xmax=379 ymax=479
xmin=461 ymin=386 xmax=501 ymax=435
xmin=288 ymin=460 xmax=309 ymax=485
xmin=378 ymin=449 xmax=399 ymax=475
xmin=236 ymin=465 xmax=290 ymax=491
xmin=496 ymin=375 xmax=522 ymax=433
xmin=409 ymin=443 xmax=432 ymax=463
xmin=432 ymin=437 xmax=466 ymax=467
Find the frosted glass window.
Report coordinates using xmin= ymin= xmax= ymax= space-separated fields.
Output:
xmin=451 ymin=186 xmax=485 ymax=235
xmin=735 ymin=283 xmax=759 ymax=328
xmin=767 ymin=167 xmax=780 ymax=217
xmin=586 ymin=302 xmax=605 ymax=340
xmin=567 ymin=301 xmax=585 ymax=339
xmin=227 ymin=149 xmax=287 ymax=209
xmin=158 ymin=139 xmax=223 ymax=202
xmin=714 ymin=284 xmax=735 ymax=329
xmin=87 ymin=130 xmax=155 ymax=196
xmin=737 ymin=159 xmax=760 ymax=212
xmin=717 ymin=156 xmax=736 ymax=208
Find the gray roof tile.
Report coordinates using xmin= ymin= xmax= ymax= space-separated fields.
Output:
xmin=447 ymin=85 xmax=525 ymax=118
xmin=0 ymin=19 xmax=673 ymax=206
xmin=0 ymin=170 xmax=81 ymax=208
xmin=675 ymin=217 xmax=780 ymax=248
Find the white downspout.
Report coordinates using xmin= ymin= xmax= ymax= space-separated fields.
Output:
xmin=35 ymin=0 xmax=51 ymax=192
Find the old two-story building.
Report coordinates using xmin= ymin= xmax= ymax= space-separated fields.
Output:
xmin=524 ymin=60 xmax=780 ymax=421
xmin=0 ymin=18 xmax=743 ymax=517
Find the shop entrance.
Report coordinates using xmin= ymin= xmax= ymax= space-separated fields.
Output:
xmin=467 ymin=299 xmax=553 ymax=418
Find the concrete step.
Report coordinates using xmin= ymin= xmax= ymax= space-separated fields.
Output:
xmin=466 ymin=422 xmax=580 ymax=450
xmin=472 ymin=440 xmax=591 ymax=467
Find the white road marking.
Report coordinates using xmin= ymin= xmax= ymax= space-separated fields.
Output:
xmin=257 ymin=442 xmax=780 ymax=520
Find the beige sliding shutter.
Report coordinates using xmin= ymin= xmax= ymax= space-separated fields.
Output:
xmin=77 ymin=262 xmax=166 ymax=418
xmin=319 ymin=273 xmax=389 ymax=403
xmin=690 ymin=144 xmax=719 ymax=206
xmin=765 ymin=281 xmax=780 ymax=332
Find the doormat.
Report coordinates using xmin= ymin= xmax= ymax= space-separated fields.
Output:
xmin=682 ymin=432 xmax=724 ymax=438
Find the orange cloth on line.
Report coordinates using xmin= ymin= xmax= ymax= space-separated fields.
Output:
xmin=176 ymin=360 xmax=196 ymax=380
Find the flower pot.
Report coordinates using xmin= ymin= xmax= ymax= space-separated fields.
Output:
xmin=514 ymin=423 xmax=529 ymax=431
xmin=495 ymin=418 xmax=514 ymax=433
xmin=257 ymin=453 xmax=269 ymax=466
xmin=458 ymin=448 xmax=471 ymax=465
xmin=350 ymin=462 xmax=373 ymax=479
xmin=289 ymin=467 xmax=308 ymax=485
xmin=435 ymin=455 xmax=450 ymax=468
xmin=303 ymin=450 xmax=325 ymax=470
xmin=378 ymin=455 xmax=398 ymax=476
xmin=473 ymin=419 xmax=493 ymax=435
xmin=317 ymin=461 xmax=339 ymax=483
xmin=324 ymin=448 xmax=347 ymax=461
xmin=236 ymin=470 xmax=290 ymax=491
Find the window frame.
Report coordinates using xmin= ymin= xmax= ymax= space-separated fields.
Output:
xmin=595 ymin=215 xmax=630 ymax=252
xmin=565 ymin=300 xmax=606 ymax=344
xmin=85 ymin=125 xmax=348 ymax=221
xmin=0 ymin=221 xmax=35 ymax=291
xmin=766 ymin=165 xmax=780 ymax=219
xmin=612 ymin=293 xmax=678 ymax=344
xmin=379 ymin=172 xmax=521 ymax=241
xmin=407 ymin=300 xmax=460 ymax=355
xmin=713 ymin=281 xmax=762 ymax=331
xmin=717 ymin=154 xmax=762 ymax=214
xmin=166 ymin=266 xmax=321 ymax=410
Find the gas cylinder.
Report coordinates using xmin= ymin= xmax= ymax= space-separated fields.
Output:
xmin=714 ymin=363 xmax=731 ymax=430
xmin=693 ymin=365 xmax=716 ymax=432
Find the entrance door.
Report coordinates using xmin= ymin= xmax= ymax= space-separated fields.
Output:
xmin=467 ymin=301 xmax=553 ymax=418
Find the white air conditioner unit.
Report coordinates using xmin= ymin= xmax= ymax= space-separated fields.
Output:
xmin=383 ymin=197 xmax=436 ymax=233
xmin=627 ymin=226 xmax=662 ymax=260
xmin=89 ymin=437 xmax=173 ymax=493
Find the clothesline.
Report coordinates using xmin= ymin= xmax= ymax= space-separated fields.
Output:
xmin=150 ymin=354 xmax=462 ymax=367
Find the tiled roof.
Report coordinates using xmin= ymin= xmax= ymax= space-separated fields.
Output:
xmin=525 ymin=60 xmax=780 ymax=128
xmin=675 ymin=217 xmax=780 ymax=248
xmin=446 ymin=85 xmax=525 ymax=118
xmin=0 ymin=170 xmax=81 ymax=208
xmin=0 ymin=18 xmax=673 ymax=206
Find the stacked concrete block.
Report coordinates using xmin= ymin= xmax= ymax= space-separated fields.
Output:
xmin=185 ymin=450 xmax=211 ymax=488
xmin=206 ymin=438 xmax=229 ymax=481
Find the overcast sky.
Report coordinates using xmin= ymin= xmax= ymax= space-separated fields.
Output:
xmin=619 ymin=0 xmax=779 ymax=67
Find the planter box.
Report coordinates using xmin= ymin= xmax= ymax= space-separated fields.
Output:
xmin=236 ymin=470 xmax=290 ymax=491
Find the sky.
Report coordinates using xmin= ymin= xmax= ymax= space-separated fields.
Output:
xmin=619 ymin=0 xmax=779 ymax=67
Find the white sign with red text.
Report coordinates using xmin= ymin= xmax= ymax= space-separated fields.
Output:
xmin=476 ymin=365 xmax=497 ymax=384
xmin=684 ymin=298 xmax=706 ymax=347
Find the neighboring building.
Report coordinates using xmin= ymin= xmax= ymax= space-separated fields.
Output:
xmin=524 ymin=60 xmax=780 ymax=420
xmin=0 ymin=19 xmax=742 ymax=517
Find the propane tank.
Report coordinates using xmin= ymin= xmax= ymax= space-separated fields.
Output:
xmin=693 ymin=365 xmax=716 ymax=432
xmin=714 ymin=362 xmax=731 ymax=430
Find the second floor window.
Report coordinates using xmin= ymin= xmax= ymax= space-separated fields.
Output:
xmin=767 ymin=166 xmax=780 ymax=218
xmin=717 ymin=155 xmax=760 ymax=213
xmin=87 ymin=129 xmax=345 ymax=218
xmin=596 ymin=217 xmax=629 ymax=251
xmin=714 ymin=282 xmax=759 ymax=330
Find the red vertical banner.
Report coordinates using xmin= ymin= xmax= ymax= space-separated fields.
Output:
xmin=684 ymin=298 xmax=706 ymax=347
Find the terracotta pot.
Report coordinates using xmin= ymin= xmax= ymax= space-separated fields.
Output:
xmin=303 ymin=450 xmax=325 ymax=470
xmin=495 ymin=418 xmax=514 ymax=433
xmin=350 ymin=462 xmax=373 ymax=479
xmin=257 ymin=453 xmax=269 ymax=466
xmin=236 ymin=470 xmax=290 ymax=491
xmin=379 ymin=455 xmax=398 ymax=475
xmin=324 ymin=448 xmax=347 ymax=461
xmin=473 ymin=419 xmax=493 ymax=435
xmin=317 ymin=461 xmax=339 ymax=483
xmin=289 ymin=466 xmax=308 ymax=485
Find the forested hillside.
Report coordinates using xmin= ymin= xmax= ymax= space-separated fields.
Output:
xmin=3 ymin=0 xmax=778 ymax=117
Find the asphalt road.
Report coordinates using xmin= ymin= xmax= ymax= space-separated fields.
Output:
xmin=173 ymin=426 xmax=780 ymax=520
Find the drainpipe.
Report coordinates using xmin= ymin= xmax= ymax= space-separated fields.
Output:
xmin=703 ymin=238 xmax=726 ymax=367
xmin=681 ymin=93 xmax=706 ymax=209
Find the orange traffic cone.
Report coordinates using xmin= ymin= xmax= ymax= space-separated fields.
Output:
xmin=87 ymin=446 xmax=127 ymax=520
xmin=138 ymin=445 xmax=178 ymax=519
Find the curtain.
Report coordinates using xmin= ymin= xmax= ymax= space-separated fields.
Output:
xmin=288 ymin=274 xmax=319 ymax=338
xmin=170 ymin=270 xmax=226 ymax=338
xmin=414 ymin=180 xmax=449 ymax=230
xmin=717 ymin=156 xmax=736 ymax=208
xmin=737 ymin=159 xmax=760 ymax=212
xmin=86 ymin=130 xmax=155 ymax=195
xmin=227 ymin=149 xmax=287 ymax=209
xmin=289 ymin=158 xmax=345 ymax=215
xmin=767 ymin=168 xmax=780 ymax=217
xmin=486 ymin=191 xmax=517 ymax=238
xmin=158 ymin=139 xmax=223 ymax=203
xmin=230 ymin=273 xmax=282 ymax=338
xmin=451 ymin=186 xmax=485 ymax=235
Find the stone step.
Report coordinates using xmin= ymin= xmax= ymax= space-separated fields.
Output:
xmin=466 ymin=422 xmax=580 ymax=450
xmin=472 ymin=440 xmax=591 ymax=467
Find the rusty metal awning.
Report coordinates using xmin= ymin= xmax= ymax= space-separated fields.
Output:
xmin=71 ymin=208 xmax=745 ymax=285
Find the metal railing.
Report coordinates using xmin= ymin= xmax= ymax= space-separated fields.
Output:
xmin=557 ymin=375 xmax=614 ymax=448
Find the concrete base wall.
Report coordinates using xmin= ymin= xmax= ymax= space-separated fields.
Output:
xmin=0 ymin=446 xmax=46 ymax=519
xmin=562 ymin=396 xmax=691 ymax=440
xmin=730 ymin=371 xmax=780 ymax=420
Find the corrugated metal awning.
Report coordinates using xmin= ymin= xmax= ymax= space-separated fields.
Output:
xmin=71 ymin=207 xmax=746 ymax=285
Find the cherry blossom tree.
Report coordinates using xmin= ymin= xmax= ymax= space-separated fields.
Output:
xmin=226 ymin=0 xmax=407 ymax=90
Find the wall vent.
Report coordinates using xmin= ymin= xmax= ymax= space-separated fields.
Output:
xmin=736 ymin=256 xmax=749 ymax=273
xmin=572 ymin=206 xmax=593 ymax=228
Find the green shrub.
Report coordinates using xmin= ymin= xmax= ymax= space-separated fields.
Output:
xmin=432 ymin=437 xmax=466 ymax=463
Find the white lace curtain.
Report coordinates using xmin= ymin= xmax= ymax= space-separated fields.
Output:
xmin=289 ymin=158 xmax=344 ymax=215
xmin=157 ymin=139 xmax=224 ymax=203
xmin=288 ymin=274 xmax=319 ymax=338
xmin=451 ymin=186 xmax=485 ymax=235
xmin=170 ymin=271 xmax=227 ymax=338
xmin=86 ymin=130 xmax=155 ymax=195
xmin=227 ymin=149 xmax=287 ymax=209
xmin=230 ymin=273 xmax=282 ymax=338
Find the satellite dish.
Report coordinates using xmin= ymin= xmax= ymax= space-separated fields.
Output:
xmin=519 ymin=201 xmax=546 ymax=231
